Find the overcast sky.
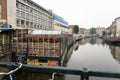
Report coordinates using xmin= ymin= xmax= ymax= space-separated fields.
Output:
xmin=33 ymin=0 xmax=120 ymax=29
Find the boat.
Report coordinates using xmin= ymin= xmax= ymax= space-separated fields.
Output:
xmin=103 ymin=37 xmax=120 ymax=44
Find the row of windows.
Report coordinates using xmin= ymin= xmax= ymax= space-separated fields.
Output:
xmin=16 ymin=0 xmax=53 ymax=29
xmin=16 ymin=10 xmax=52 ymax=23
xmin=16 ymin=19 xmax=52 ymax=29
xmin=18 ymin=0 xmax=48 ymax=13
xmin=16 ymin=1 xmax=52 ymax=18
xmin=16 ymin=14 xmax=52 ymax=28
xmin=16 ymin=8 xmax=51 ymax=21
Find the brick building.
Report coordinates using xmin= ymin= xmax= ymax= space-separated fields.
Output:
xmin=0 ymin=0 xmax=7 ymax=24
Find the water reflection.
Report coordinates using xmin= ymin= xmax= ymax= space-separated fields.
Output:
xmin=109 ymin=44 xmax=120 ymax=63
xmin=79 ymin=37 xmax=103 ymax=45
xmin=66 ymin=38 xmax=120 ymax=80
xmin=90 ymin=38 xmax=96 ymax=45
xmin=73 ymin=41 xmax=79 ymax=51
xmin=61 ymin=41 xmax=74 ymax=67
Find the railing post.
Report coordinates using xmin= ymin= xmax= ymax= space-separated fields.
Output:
xmin=80 ymin=75 xmax=89 ymax=80
xmin=86 ymin=76 xmax=89 ymax=80
xmin=80 ymin=68 xmax=89 ymax=80
xmin=80 ymin=75 xmax=84 ymax=80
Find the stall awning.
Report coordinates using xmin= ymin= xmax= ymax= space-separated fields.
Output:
xmin=31 ymin=30 xmax=62 ymax=35
xmin=26 ymin=30 xmax=62 ymax=38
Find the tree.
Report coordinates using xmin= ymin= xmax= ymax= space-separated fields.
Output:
xmin=102 ymin=30 xmax=106 ymax=37
xmin=90 ymin=27 xmax=96 ymax=34
xmin=73 ymin=25 xmax=79 ymax=34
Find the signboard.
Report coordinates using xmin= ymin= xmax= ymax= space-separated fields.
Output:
xmin=12 ymin=52 xmax=27 ymax=63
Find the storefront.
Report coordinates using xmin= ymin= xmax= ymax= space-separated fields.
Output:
xmin=11 ymin=30 xmax=73 ymax=66
xmin=26 ymin=31 xmax=61 ymax=66
xmin=0 ymin=29 xmax=13 ymax=56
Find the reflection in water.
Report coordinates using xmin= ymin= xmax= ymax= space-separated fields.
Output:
xmin=89 ymin=38 xmax=96 ymax=45
xmin=61 ymin=42 xmax=74 ymax=67
xmin=66 ymin=38 xmax=120 ymax=80
xmin=73 ymin=41 xmax=79 ymax=51
xmin=109 ymin=44 xmax=120 ymax=63
xmin=79 ymin=37 xmax=103 ymax=46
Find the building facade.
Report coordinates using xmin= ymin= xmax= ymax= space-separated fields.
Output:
xmin=96 ymin=26 xmax=106 ymax=37
xmin=110 ymin=21 xmax=116 ymax=35
xmin=0 ymin=5 xmax=1 ymax=20
xmin=0 ymin=0 xmax=53 ymax=30
xmin=115 ymin=17 xmax=120 ymax=37
xmin=53 ymin=14 xmax=69 ymax=33
xmin=0 ymin=0 xmax=7 ymax=25
xmin=109 ymin=17 xmax=120 ymax=37
xmin=68 ymin=25 xmax=74 ymax=34
xmin=79 ymin=28 xmax=90 ymax=38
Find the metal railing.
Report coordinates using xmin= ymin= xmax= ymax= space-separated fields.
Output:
xmin=0 ymin=62 xmax=120 ymax=80
xmin=0 ymin=63 xmax=22 ymax=80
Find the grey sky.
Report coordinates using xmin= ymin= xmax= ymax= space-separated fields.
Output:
xmin=33 ymin=0 xmax=120 ymax=29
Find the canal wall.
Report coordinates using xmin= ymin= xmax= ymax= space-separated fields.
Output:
xmin=60 ymin=35 xmax=82 ymax=66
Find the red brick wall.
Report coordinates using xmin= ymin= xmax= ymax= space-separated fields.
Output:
xmin=0 ymin=0 xmax=7 ymax=21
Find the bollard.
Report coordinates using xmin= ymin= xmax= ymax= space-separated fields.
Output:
xmin=80 ymin=68 xmax=89 ymax=80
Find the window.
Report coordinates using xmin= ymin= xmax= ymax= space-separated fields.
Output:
xmin=40 ymin=25 xmax=42 ymax=29
xmin=30 ymin=22 xmax=33 ymax=27
xmin=17 ymin=19 xmax=20 ymax=26
xmin=21 ymin=4 xmax=25 ymax=10
xmin=31 ymin=15 xmax=33 ymax=20
xmin=26 ymin=13 xmax=29 ymax=19
xmin=16 ymin=10 xmax=20 ymax=17
xmin=24 ymin=0 xmax=28 ymax=3
xmin=21 ymin=12 xmax=25 ymax=18
xmin=16 ymin=2 xmax=21 ymax=9
xmin=26 ymin=6 xmax=30 ymax=12
xmin=29 ymin=15 xmax=32 ymax=20
xmin=26 ymin=21 xmax=29 ymax=26
xmin=30 ymin=9 xmax=33 ymax=13
xmin=34 ymin=24 xmax=36 ymax=28
xmin=21 ymin=20 xmax=25 ymax=26
xmin=33 ymin=16 xmax=35 ymax=20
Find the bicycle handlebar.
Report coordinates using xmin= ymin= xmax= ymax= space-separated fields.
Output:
xmin=0 ymin=63 xmax=22 ymax=75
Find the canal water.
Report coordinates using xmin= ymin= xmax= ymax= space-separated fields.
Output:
xmin=66 ymin=37 xmax=120 ymax=80
xmin=1 ymin=38 xmax=120 ymax=80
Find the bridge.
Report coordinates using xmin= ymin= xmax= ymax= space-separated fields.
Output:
xmin=0 ymin=62 xmax=120 ymax=80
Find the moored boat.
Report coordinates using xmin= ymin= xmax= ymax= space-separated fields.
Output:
xmin=103 ymin=37 xmax=120 ymax=43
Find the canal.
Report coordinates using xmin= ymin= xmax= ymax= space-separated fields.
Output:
xmin=66 ymin=37 xmax=120 ymax=80
xmin=1 ymin=37 xmax=120 ymax=80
